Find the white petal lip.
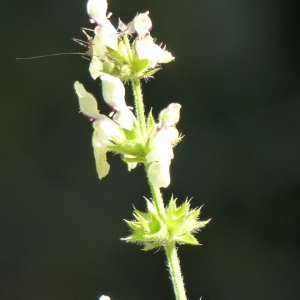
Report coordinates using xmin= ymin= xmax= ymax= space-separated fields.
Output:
xmin=74 ymin=81 xmax=102 ymax=119
xmin=148 ymin=160 xmax=171 ymax=188
xmin=135 ymin=35 xmax=174 ymax=68
xmin=92 ymin=132 xmax=110 ymax=179
xmin=92 ymin=116 xmax=125 ymax=180
xmin=101 ymin=74 xmax=127 ymax=110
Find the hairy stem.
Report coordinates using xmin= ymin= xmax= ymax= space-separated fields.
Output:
xmin=148 ymin=178 xmax=166 ymax=221
xmin=165 ymin=242 xmax=187 ymax=300
xmin=131 ymin=78 xmax=147 ymax=141
xmin=132 ymin=79 xmax=187 ymax=300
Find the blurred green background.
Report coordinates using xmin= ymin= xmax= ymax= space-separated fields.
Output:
xmin=1 ymin=0 xmax=300 ymax=299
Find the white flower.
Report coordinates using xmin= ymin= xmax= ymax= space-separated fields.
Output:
xmin=101 ymin=74 xmax=136 ymax=130
xmin=87 ymin=0 xmax=118 ymax=80
xmin=132 ymin=11 xmax=152 ymax=39
xmin=87 ymin=0 xmax=108 ymax=24
xmin=74 ymin=81 xmax=125 ymax=179
xmin=146 ymin=127 xmax=176 ymax=163
xmin=146 ymin=103 xmax=181 ymax=188
xmin=135 ymin=35 xmax=174 ymax=68
xmin=89 ymin=22 xmax=118 ymax=80
xmin=146 ymin=127 xmax=174 ymax=188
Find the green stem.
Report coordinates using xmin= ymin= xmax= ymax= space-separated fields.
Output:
xmin=148 ymin=179 xmax=166 ymax=221
xmin=165 ymin=242 xmax=187 ymax=300
xmin=131 ymin=78 xmax=147 ymax=141
xmin=146 ymin=167 xmax=186 ymax=300
xmin=131 ymin=78 xmax=187 ymax=300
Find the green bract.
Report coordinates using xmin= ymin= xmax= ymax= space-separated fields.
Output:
xmin=123 ymin=196 xmax=211 ymax=251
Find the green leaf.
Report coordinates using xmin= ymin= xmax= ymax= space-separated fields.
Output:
xmin=141 ymin=68 xmax=160 ymax=79
xmin=117 ymin=40 xmax=130 ymax=63
xmin=166 ymin=197 xmax=177 ymax=219
xmin=175 ymin=233 xmax=199 ymax=245
xmin=143 ymin=243 xmax=162 ymax=251
xmin=146 ymin=110 xmax=156 ymax=136
xmin=176 ymin=200 xmax=189 ymax=217
xmin=124 ymin=220 xmax=141 ymax=231
xmin=131 ymin=53 xmax=149 ymax=75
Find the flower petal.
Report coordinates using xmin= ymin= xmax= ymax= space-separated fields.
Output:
xmin=89 ymin=56 xmax=103 ymax=79
xmin=87 ymin=0 xmax=108 ymax=23
xmin=113 ymin=108 xmax=136 ymax=130
xmin=95 ymin=21 xmax=118 ymax=51
xmin=135 ymin=35 xmax=174 ymax=68
xmin=132 ymin=11 xmax=152 ymax=39
xmin=159 ymin=103 xmax=181 ymax=126
xmin=152 ymin=44 xmax=175 ymax=64
xmin=93 ymin=115 xmax=125 ymax=143
xmin=92 ymin=131 xmax=110 ymax=179
xmin=148 ymin=160 xmax=171 ymax=188
xmin=74 ymin=81 xmax=102 ymax=119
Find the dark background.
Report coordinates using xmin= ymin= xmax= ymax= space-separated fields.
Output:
xmin=1 ymin=0 xmax=300 ymax=299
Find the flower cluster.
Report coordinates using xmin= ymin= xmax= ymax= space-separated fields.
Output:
xmin=74 ymin=76 xmax=181 ymax=188
xmin=74 ymin=0 xmax=181 ymax=188
xmin=85 ymin=0 xmax=174 ymax=80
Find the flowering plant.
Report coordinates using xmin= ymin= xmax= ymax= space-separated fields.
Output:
xmin=74 ymin=1 xmax=210 ymax=299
